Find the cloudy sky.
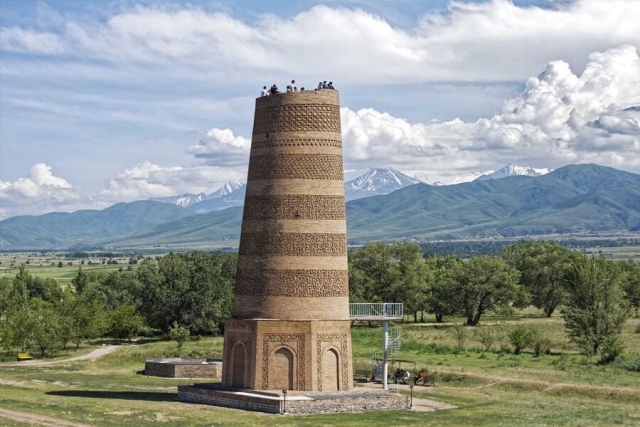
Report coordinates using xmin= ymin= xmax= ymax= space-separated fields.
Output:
xmin=1 ymin=0 xmax=639 ymax=219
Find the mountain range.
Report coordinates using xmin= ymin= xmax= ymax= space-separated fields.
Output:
xmin=1 ymin=164 xmax=638 ymax=250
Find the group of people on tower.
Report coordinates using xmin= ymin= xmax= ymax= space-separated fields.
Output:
xmin=260 ymin=79 xmax=336 ymax=96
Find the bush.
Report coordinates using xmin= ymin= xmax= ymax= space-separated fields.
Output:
xmin=599 ymin=335 xmax=624 ymax=364
xmin=168 ymin=322 xmax=190 ymax=350
xmin=528 ymin=330 xmax=551 ymax=357
xmin=449 ymin=324 xmax=468 ymax=348
xmin=473 ymin=327 xmax=496 ymax=352
xmin=508 ymin=325 xmax=532 ymax=355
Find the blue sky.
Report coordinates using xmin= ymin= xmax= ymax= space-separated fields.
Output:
xmin=1 ymin=0 xmax=639 ymax=218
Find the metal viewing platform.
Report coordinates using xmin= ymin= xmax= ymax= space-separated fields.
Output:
xmin=349 ymin=303 xmax=403 ymax=321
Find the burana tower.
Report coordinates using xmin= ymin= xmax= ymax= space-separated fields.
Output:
xmin=221 ymin=89 xmax=353 ymax=392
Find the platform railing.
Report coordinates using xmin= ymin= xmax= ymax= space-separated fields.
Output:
xmin=349 ymin=303 xmax=404 ymax=320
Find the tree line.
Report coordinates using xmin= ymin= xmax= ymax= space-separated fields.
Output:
xmin=1 ymin=242 xmax=638 ymax=360
xmin=350 ymin=241 xmax=640 ymax=357
xmin=0 ymin=252 xmax=236 ymax=356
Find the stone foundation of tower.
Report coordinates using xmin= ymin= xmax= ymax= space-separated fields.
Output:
xmin=222 ymin=319 xmax=352 ymax=391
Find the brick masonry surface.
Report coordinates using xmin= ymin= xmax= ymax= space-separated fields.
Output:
xmin=177 ymin=385 xmax=408 ymax=414
xmin=145 ymin=359 xmax=222 ymax=379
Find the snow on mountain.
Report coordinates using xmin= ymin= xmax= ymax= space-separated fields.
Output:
xmin=412 ymin=172 xmax=431 ymax=184
xmin=207 ymin=180 xmax=244 ymax=197
xmin=150 ymin=193 xmax=206 ymax=208
xmin=150 ymin=181 xmax=245 ymax=211
xmin=344 ymin=167 xmax=420 ymax=201
xmin=474 ymin=163 xmax=552 ymax=181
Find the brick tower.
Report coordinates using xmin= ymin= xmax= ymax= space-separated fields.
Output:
xmin=221 ymin=89 xmax=353 ymax=392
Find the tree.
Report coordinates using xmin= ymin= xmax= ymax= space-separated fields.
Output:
xmin=57 ymin=292 xmax=107 ymax=348
xmin=456 ymin=256 xmax=524 ymax=326
xmin=348 ymin=242 xmax=399 ymax=303
xmin=30 ymin=298 xmax=60 ymax=357
xmin=503 ymin=241 xmax=577 ymax=317
xmin=389 ymin=243 xmax=430 ymax=322
xmin=425 ymin=256 xmax=465 ymax=323
xmin=108 ymin=305 xmax=144 ymax=342
xmin=169 ymin=321 xmax=190 ymax=350
xmin=138 ymin=252 xmax=234 ymax=335
xmin=72 ymin=266 xmax=88 ymax=295
xmin=562 ymin=256 xmax=631 ymax=356
xmin=619 ymin=261 xmax=640 ymax=317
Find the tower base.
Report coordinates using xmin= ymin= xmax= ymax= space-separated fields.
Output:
xmin=177 ymin=383 xmax=408 ymax=414
xmin=221 ymin=319 xmax=353 ymax=392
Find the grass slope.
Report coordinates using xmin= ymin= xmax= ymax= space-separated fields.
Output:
xmin=0 ymin=201 xmax=195 ymax=250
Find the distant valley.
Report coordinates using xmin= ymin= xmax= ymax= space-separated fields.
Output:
xmin=1 ymin=164 xmax=638 ymax=250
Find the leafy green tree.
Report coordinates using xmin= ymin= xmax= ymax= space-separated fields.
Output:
xmin=457 ymin=256 xmax=524 ymax=326
xmin=138 ymin=252 xmax=234 ymax=335
xmin=30 ymin=298 xmax=60 ymax=356
xmin=108 ymin=305 xmax=144 ymax=342
xmin=169 ymin=321 xmax=190 ymax=350
xmin=71 ymin=266 xmax=88 ymax=295
xmin=562 ymin=256 xmax=631 ymax=356
xmin=425 ymin=256 xmax=465 ymax=322
xmin=390 ymin=243 xmax=430 ymax=322
xmin=503 ymin=241 xmax=577 ymax=317
xmin=57 ymin=292 xmax=107 ymax=348
xmin=508 ymin=325 xmax=533 ymax=355
xmin=349 ymin=242 xmax=399 ymax=303
xmin=9 ymin=264 xmax=30 ymax=309
xmin=619 ymin=261 xmax=640 ymax=317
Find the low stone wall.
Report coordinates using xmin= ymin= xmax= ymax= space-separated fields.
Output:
xmin=177 ymin=384 xmax=408 ymax=414
xmin=145 ymin=358 xmax=222 ymax=379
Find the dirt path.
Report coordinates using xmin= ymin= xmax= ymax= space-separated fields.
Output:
xmin=3 ymin=346 xmax=118 ymax=367
xmin=0 ymin=407 xmax=96 ymax=427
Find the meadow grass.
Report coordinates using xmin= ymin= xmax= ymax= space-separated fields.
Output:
xmin=1 ymin=313 xmax=639 ymax=426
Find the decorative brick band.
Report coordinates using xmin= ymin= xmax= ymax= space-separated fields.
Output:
xmin=239 ymin=232 xmax=347 ymax=257
xmin=253 ymin=104 xmax=341 ymax=134
xmin=243 ymin=195 xmax=345 ymax=220
xmin=247 ymin=154 xmax=343 ymax=181
xmin=251 ymin=138 xmax=342 ymax=149
xmin=235 ymin=269 xmax=348 ymax=297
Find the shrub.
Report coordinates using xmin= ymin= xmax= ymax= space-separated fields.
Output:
xmin=528 ymin=330 xmax=551 ymax=357
xmin=168 ymin=322 xmax=190 ymax=350
xmin=508 ymin=325 xmax=532 ymax=355
xmin=473 ymin=327 xmax=496 ymax=352
xmin=449 ymin=323 xmax=468 ymax=348
xmin=599 ymin=335 xmax=624 ymax=364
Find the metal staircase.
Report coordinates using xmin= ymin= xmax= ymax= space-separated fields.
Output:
xmin=349 ymin=303 xmax=403 ymax=391
xmin=370 ymin=322 xmax=401 ymax=378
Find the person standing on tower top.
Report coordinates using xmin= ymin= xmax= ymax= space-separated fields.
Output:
xmin=291 ymin=80 xmax=297 ymax=92
xmin=322 ymin=81 xmax=328 ymax=89
xmin=260 ymin=86 xmax=269 ymax=96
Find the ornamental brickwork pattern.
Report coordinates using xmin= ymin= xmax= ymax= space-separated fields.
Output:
xmin=239 ymin=232 xmax=347 ymax=257
xmin=262 ymin=333 xmax=306 ymax=390
xmin=253 ymin=104 xmax=341 ymax=134
xmin=247 ymin=154 xmax=343 ymax=181
xmin=251 ymin=138 xmax=342 ymax=149
xmin=242 ymin=195 xmax=345 ymax=220
xmin=316 ymin=333 xmax=350 ymax=391
xmin=235 ymin=269 xmax=348 ymax=297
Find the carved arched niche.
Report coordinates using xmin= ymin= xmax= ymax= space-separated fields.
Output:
xmin=321 ymin=348 xmax=340 ymax=392
xmin=231 ymin=342 xmax=248 ymax=388
xmin=272 ymin=347 xmax=295 ymax=390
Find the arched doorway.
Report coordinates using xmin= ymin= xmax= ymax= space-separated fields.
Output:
xmin=273 ymin=348 xmax=294 ymax=390
xmin=231 ymin=344 xmax=246 ymax=388
xmin=322 ymin=348 xmax=340 ymax=391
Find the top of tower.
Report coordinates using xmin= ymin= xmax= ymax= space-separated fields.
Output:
xmin=256 ymin=89 xmax=339 ymax=106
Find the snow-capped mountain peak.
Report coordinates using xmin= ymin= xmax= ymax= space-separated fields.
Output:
xmin=150 ymin=193 xmax=206 ymax=208
xmin=209 ymin=180 xmax=244 ymax=197
xmin=345 ymin=167 xmax=419 ymax=200
xmin=474 ymin=163 xmax=552 ymax=181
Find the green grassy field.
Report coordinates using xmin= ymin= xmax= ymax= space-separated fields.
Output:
xmin=1 ymin=313 xmax=639 ymax=426
xmin=0 ymin=253 xmax=136 ymax=287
